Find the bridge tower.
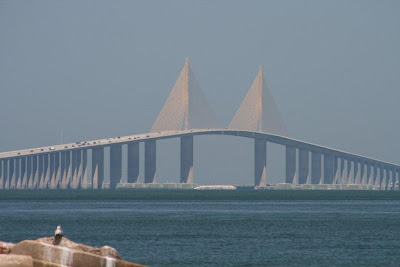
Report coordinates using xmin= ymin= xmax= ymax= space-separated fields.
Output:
xmin=149 ymin=58 xmax=218 ymax=184
xmin=229 ymin=66 xmax=288 ymax=187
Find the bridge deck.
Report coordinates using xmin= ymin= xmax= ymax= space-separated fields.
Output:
xmin=0 ymin=129 xmax=399 ymax=169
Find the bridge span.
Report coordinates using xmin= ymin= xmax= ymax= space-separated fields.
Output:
xmin=1 ymin=59 xmax=398 ymax=190
xmin=0 ymin=129 xmax=399 ymax=190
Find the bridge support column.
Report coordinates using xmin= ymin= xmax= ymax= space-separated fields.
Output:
xmin=60 ymin=152 xmax=67 ymax=189
xmin=373 ymin=165 xmax=378 ymax=187
xmin=391 ymin=169 xmax=396 ymax=190
xmin=379 ymin=167 xmax=385 ymax=190
xmin=92 ymin=147 xmax=104 ymax=189
xmin=31 ymin=156 xmax=38 ymax=189
xmin=15 ymin=158 xmax=20 ymax=189
xmin=110 ymin=144 xmax=122 ymax=189
xmin=333 ymin=156 xmax=339 ymax=184
xmin=298 ymin=149 xmax=309 ymax=184
xmin=311 ymin=152 xmax=322 ymax=184
xmin=9 ymin=158 xmax=15 ymax=189
xmin=1 ymin=159 xmax=8 ymax=189
xmin=65 ymin=151 xmax=72 ymax=189
xmin=397 ymin=170 xmax=400 ymax=190
xmin=49 ymin=153 xmax=55 ymax=189
xmin=26 ymin=157 xmax=32 ymax=189
xmin=324 ymin=154 xmax=334 ymax=184
xmin=20 ymin=157 xmax=27 ymax=189
xmin=181 ymin=136 xmax=194 ymax=184
xmin=254 ymin=139 xmax=267 ymax=187
xmin=360 ymin=161 xmax=367 ymax=184
xmin=145 ymin=140 xmax=156 ymax=183
xmin=3 ymin=160 xmax=8 ymax=188
xmin=0 ymin=160 xmax=2 ymax=189
xmin=43 ymin=154 xmax=50 ymax=189
xmin=347 ymin=160 xmax=353 ymax=184
xmin=366 ymin=164 xmax=372 ymax=185
xmin=353 ymin=161 xmax=360 ymax=184
xmin=81 ymin=149 xmax=88 ymax=189
xmin=71 ymin=150 xmax=78 ymax=189
xmin=285 ymin=146 xmax=296 ymax=184
xmin=340 ymin=158 xmax=346 ymax=184
xmin=388 ymin=169 xmax=393 ymax=190
xmin=53 ymin=152 xmax=60 ymax=189
xmin=127 ymin=143 xmax=139 ymax=183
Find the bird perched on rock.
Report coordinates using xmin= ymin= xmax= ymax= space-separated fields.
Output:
xmin=54 ymin=225 xmax=63 ymax=237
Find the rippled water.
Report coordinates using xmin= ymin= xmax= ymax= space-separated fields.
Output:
xmin=1 ymin=190 xmax=400 ymax=266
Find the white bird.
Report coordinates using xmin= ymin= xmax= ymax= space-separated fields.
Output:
xmin=54 ymin=225 xmax=63 ymax=237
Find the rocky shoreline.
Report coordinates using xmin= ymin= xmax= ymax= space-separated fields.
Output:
xmin=0 ymin=237 xmax=144 ymax=267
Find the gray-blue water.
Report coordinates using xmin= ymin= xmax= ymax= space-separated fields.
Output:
xmin=1 ymin=190 xmax=400 ymax=266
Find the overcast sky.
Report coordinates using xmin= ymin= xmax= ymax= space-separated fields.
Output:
xmin=1 ymin=0 xmax=399 ymax=185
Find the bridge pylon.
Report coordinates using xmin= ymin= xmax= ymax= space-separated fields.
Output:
xmin=229 ymin=66 xmax=287 ymax=136
xmin=151 ymin=58 xmax=218 ymax=132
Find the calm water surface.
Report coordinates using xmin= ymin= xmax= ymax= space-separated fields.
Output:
xmin=1 ymin=190 xmax=400 ymax=266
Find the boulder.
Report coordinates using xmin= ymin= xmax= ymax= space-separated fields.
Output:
xmin=0 ymin=237 xmax=144 ymax=267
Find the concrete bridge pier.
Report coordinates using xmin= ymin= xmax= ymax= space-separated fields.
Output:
xmin=361 ymin=162 xmax=368 ymax=184
xmin=81 ymin=149 xmax=88 ymax=189
xmin=367 ymin=162 xmax=374 ymax=185
xmin=49 ymin=153 xmax=55 ymax=189
xmin=76 ymin=150 xmax=82 ymax=189
xmin=324 ymin=154 xmax=334 ymax=184
xmin=311 ymin=152 xmax=322 ymax=184
xmin=180 ymin=136 xmax=194 ymax=184
xmin=298 ymin=149 xmax=309 ymax=184
xmin=145 ymin=140 xmax=157 ymax=183
xmin=333 ymin=156 xmax=339 ymax=184
xmin=353 ymin=161 xmax=359 ymax=184
xmin=42 ymin=154 xmax=50 ymax=189
xmin=110 ymin=144 xmax=122 ymax=189
xmin=92 ymin=147 xmax=104 ymax=189
xmin=9 ymin=158 xmax=15 ymax=189
xmin=0 ymin=160 xmax=2 ymax=189
xmin=285 ymin=146 xmax=296 ymax=184
xmin=15 ymin=158 xmax=20 ymax=189
xmin=60 ymin=152 xmax=67 ymax=189
xmin=372 ymin=164 xmax=378 ymax=187
xmin=53 ymin=152 xmax=60 ymax=189
xmin=379 ymin=167 xmax=385 ymax=190
xmin=0 ymin=160 xmax=5 ymax=189
xmin=65 ymin=151 xmax=72 ymax=189
xmin=31 ymin=156 xmax=38 ymax=189
xmin=3 ymin=160 xmax=8 ymax=189
xmin=391 ymin=170 xmax=396 ymax=190
xmin=127 ymin=143 xmax=139 ymax=183
xmin=254 ymin=139 xmax=267 ymax=187
xmin=26 ymin=157 xmax=32 ymax=189
xmin=346 ymin=160 xmax=353 ymax=184
xmin=71 ymin=150 xmax=78 ymax=189
xmin=340 ymin=158 xmax=346 ymax=184
xmin=26 ymin=156 xmax=34 ymax=189
xmin=20 ymin=157 xmax=26 ymax=189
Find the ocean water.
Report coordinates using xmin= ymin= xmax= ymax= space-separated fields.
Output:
xmin=1 ymin=190 xmax=400 ymax=266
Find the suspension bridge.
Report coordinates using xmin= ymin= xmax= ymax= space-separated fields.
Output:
xmin=0 ymin=59 xmax=399 ymax=190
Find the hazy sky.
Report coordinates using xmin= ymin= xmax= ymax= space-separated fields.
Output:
xmin=1 ymin=0 xmax=399 ymax=185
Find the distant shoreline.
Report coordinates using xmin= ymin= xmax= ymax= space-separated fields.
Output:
xmin=1 ymin=189 xmax=400 ymax=201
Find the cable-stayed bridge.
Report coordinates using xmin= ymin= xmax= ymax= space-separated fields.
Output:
xmin=0 ymin=59 xmax=399 ymax=190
